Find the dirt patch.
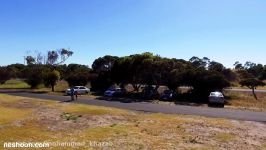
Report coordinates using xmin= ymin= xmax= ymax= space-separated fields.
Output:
xmin=1 ymin=99 xmax=43 ymax=109
xmin=229 ymin=121 xmax=266 ymax=147
xmin=34 ymin=107 xmax=127 ymax=131
xmin=176 ymin=119 xmax=266 ymax=149
xmin=111 ymin=115 xmax=266 ymax=150
xmin=11 ymin=120 xmax=25 ymax=127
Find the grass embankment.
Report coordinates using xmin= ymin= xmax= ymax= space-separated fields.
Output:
xmin=225 ymin=91 xmax=266 ymax=111
xmin=0 ymin=94 xmax=265 ymax=149
xmin=0 ymin=79 xmax=30 ymax=89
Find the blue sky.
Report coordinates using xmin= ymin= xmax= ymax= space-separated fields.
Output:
xmin=0 ymin=0 xmax=266 ymax=67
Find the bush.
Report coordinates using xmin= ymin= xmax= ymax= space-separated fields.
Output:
xmin=25 ymin=65 xmax=44 ymax=88
xmin=65 ymin=73 xmax=89 ymax=87
xmin=43 ymin=70 xmax=61 ymax=92
xmin=0 ymin=67 xmax=11 ymax=84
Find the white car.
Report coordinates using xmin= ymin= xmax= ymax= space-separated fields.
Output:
xmin=208 ymin=91 xmax=225 ymax=107
xmin=66 ymin=86 xmax=90 ymax=95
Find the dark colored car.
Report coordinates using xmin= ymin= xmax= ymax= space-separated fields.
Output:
xmin=104 ymin=88 xmax=126 ymax=97
xmin=160 ymin=90 xmax=175 ymax=100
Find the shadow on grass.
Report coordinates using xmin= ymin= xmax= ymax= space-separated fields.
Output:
xmin=96 ymin=96 xmax=152 ymax=103
xmin=59 ymin=99 xmax=74 ymax=103
xmin=0 ymin=87 xmax=31 ymax=89
xmin=0 ymin=89 xmax=61 ymax=95
xmin=0 ymin=89 xmax=30 ymax=93
xmin=30 ymin=91 xmax=50 ymax=94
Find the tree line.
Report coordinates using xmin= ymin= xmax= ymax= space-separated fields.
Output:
xmin=0 ymin=51 xmax=266 ymax=100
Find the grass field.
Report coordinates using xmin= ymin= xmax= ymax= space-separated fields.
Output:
xmin=0 ymin=94 xmax=265 ymax=149
xmin=0 ymin=79 xmax=69 ymax=93
xmin=231 ymin=81 xmax=266 ymax=90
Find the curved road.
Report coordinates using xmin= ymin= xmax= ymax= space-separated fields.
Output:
xmin=1 ymin=90 xmax=266 ymax=122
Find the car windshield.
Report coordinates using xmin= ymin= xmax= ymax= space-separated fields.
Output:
xmin=108 ymin=88 xmax=121 ymax=91
xmin=74 ymin=87 xmax=79 ymax=89
xmin=107 ymin=88 xmax=115 ymax=91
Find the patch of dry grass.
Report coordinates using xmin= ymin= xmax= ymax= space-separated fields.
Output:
xmin=0 ymin=107 xmax=32 ymax=124
xmin=60 ymin=103 xmax=129 ymax=115
xmin=215 ymin=132 xmax=235 ymax=142
xmin=0 ymin=94 xmax=20 ymax=104
xmin=224 ymin=91 xmax=266 ymax=111
xmin=0 ymin=94 xmax=265 ymax=150
xmin=263 ymin=143 xmax=266 ymax=149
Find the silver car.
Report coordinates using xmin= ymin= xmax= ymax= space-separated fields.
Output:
xmin=66 ymin=86 xmax=90 ymax=95
xmin=208 ymin=92 xmax=225 ymax=107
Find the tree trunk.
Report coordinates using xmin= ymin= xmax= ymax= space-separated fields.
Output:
xmin=52 ymin=85 xmax=55 ymax=92
xmin=252 ymin=87 xmax=257 ymax=100
xmin=133 ymin=84 xmax=141 ymax=92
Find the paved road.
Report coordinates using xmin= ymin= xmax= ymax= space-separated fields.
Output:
xmin=1 ymin=91 xmax=266 ymax=122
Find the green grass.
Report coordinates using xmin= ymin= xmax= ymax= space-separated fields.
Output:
xmin=60 ymin=112 xmax=82 ymax=121
xmin=0 ymin=79 xmax=30 ymax=89
xmin=0 ymin=79 xmax=69 ymax=91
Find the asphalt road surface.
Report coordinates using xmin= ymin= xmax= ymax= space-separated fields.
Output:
xmin=1 ymin=90 xmax=266 ymax=123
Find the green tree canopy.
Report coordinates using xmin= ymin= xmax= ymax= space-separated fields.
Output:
xmin=240 ymin=78 xmax=265 ymax=100
xmin=44 ymin=70 xmax=61 ymax=92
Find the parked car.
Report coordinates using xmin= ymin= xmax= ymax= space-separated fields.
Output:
xmin=208 ymin=91 xmax=225 ymax=107
xmin=65 ymin=86 xmax=90 ymax=95
xmin=104 ymin=88 xmax=126 ymax=97
xmin=141 ymin=85 xmax=160 ymax=100
xmin=160 ymin=90 xmax=175 ymax=100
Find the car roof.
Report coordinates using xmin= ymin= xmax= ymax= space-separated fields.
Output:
xmin=73 ymin=86 xmax=88 ymax=88
xmin=210 ymin=91 xmax=222 ymax=94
